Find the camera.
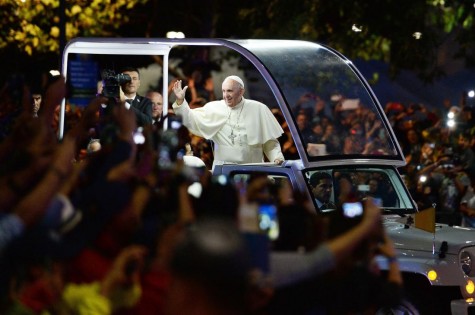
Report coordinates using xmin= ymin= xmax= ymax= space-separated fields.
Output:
xmin=330 ymin=199 xmax=384 ymax=244
xmin=101 ymin=69 xmax=131 ymax=98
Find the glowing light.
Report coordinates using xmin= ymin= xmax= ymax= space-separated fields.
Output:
xmin=447 ymin=119 xmax=456 ymax=128
xmin=216 ymin=175 xmax=228 ymax=186
xmin=419 ymin=175 xmax=427 ymax=183
xmin=468 ymin=90 xmax=475 ymax=98
xmin=466 ymin=280 xmax=475 ymax=294
xmin=428 ymin=270 xmax=438 ymax=281
xmin=133 ymin=127 xmax=145 ymax=144
xmin=448 ymin=111 xmax=455 ymax=119
xmin=187 ymin=182 xmax=202 ymax=198
xmin=49 ymin=69 xmax=61 ymax=77
xmin=351 ymin=24 xmax=362 ymax=32
xmin=413 ymin=32 xmax=422 ymax=39
xmin=166 ymin=31 xmax=185 ymax=39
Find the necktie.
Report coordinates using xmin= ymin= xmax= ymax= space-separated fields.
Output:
xmin=126 ymin=99 xmax=134 ymax=104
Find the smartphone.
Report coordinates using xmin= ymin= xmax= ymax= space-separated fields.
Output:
xmin=168 ymin=116 xmax=182 ymax=130
xmin=342 ymin=201 xmax=363 ymax=218
xmin=258 ymin=204 xmax=279 ymax=240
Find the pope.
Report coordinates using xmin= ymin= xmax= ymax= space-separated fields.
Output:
xmin=172 ymin=75 xmax=285 ymax=169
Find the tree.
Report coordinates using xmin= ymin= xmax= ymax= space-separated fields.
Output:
xmin=1 ymin=0 xmax=474 ymax=83
xmin=229 ymin=0 xmax=475 ymax=81
xmin=0 ymin=0 xmax=148 ymax=56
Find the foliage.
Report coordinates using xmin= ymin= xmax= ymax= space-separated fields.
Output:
xmin=0 ymin=0 xmax=147 ymax=56
xmin=0 ymin=0 xmax=474 ymax=82
xmin=233 ymin=0 xmax=475 ymax=81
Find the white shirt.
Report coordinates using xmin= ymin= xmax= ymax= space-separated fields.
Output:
xmin=173 ymin=97 xmax=284 ymax=168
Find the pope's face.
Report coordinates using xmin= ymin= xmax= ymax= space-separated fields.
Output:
xmin=222 ymin=79 xmax=244 ymax=108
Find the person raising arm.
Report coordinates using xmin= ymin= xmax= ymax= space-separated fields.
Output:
xmin=172 ymin=75 xmax=285 ymax=170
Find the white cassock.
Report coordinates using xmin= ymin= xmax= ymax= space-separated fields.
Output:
xmin=173 ymin=97 xmax=285 ymax=169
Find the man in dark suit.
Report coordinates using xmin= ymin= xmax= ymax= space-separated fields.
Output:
xmin=146 ymin=90 xmax=163 ymax=126
xmin=121 ymin=66 xmax=153 ymax=126
xmin=309 ymin=171 xmax=336 ymax=211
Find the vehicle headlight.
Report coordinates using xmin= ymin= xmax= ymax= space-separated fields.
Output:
xmin=460 ymin=251 xmax=475 ymax=276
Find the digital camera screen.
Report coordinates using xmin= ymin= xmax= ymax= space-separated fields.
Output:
xmin=258 ymin=204 xmax=279 ymax=240
xmin=342 ymin=201 xmax=363 ymax=218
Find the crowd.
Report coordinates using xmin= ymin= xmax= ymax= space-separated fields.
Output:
xmin=385 ymin=99 xmax=475 ymax=226
xmin=289 ymin=89 xmax=475 ymax=226
xmin=0 ymin=67 xmax=420 ymax=314
xmin=1 ymin=63 xmax=473 ymax=314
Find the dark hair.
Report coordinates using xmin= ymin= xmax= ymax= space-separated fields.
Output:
xmin=309 ymin=171 xmax=332 ymax=187
xmin=170 ymin=219 xmax=252 ymax=310
xmin=194 ymin=175 xmax=240 ymax=220
xmin=336 ymin=172 xmax=352 ymax=183
xmin=121 ymin=66 xmax=140 ymax=78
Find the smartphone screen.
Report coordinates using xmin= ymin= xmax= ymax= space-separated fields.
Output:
xmin=258 ymin=204 xmax=279 ymax=240
xmin=133 ymin=127 xmax=145 ymax=144
xmin=170 ymin=120 xmax=182 ymax=129
xmin=342 ymin=201 xmax=363 ymax=218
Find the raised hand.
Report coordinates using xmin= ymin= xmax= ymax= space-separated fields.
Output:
xmin=172 ymin=80 xmax=188 ymax=105
xmin=101 ymin=245 xmax=147 ymax=294
xmin=42 ymin=75 xmax=66 ymax=124
xmin=70 ymin=95 xmax=107 ymax=140
xmin=360 ymin=197 xmax=382 ymax=229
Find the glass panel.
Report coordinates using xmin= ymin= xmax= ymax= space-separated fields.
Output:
xmin=167 ymin=45 xmax=280 ymax=109
xmin=241 ymin=41 xmax=401 ymax=161
xmin=63 ymin=44 xmax=289 ymax=166
xmin=63 ymin=39 xmax=403 ymax=165
xmin=303 ymin=166 xmax=415 ymax=214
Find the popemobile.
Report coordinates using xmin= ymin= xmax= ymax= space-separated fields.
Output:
xmin=61 ymin=37 xmax=475 ymax=314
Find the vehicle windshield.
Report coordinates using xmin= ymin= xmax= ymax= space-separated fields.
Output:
xmin=239 ymin=40 xmax=402 ymax=163
xmin=303 ymin=165 xmax=416 ymax=215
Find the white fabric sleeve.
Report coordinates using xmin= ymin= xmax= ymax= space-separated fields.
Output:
xmin=172 ymin=100 xmax=194 ymax=130
xmin=270 ymin=244 xmax=335 ymax=288
xmin=172 ymin=100 xmax=207 ymax=138
xmin=263 ymin=139 xmax=284 ymax=162
xmin=172 ymin=100 xmax=227 ymax=139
